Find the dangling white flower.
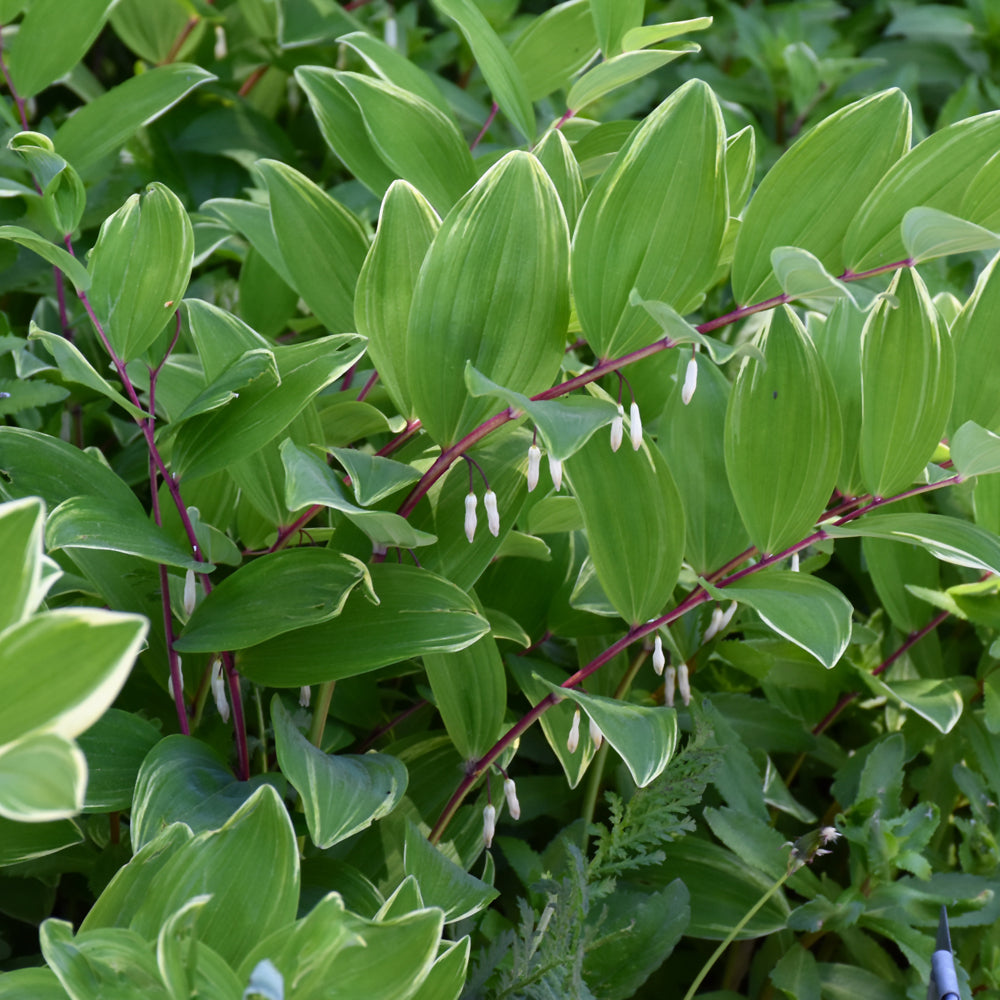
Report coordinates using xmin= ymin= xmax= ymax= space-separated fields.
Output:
xmin=464 ymin=492 xmax=478 ymax=543
xmin=213 ymin=24 xmax=228 ymax=60
xmin=719 ymin=601 xmax=738 ymax=631
xmin=681 ymin=356 xmax=698 ymax=405
xmin=299 ymin=686 xmax=311 ymax=708
xmin=589 ymin=716 xmax=604 ymax=750
xmin=168 ymin=656 xmax=184 ymax=701
xmin=678 ymin=662 xmax=691 ymax=706
xmin=549 ymin=455 xmax=563 ymax=491
xmin=183 ymin=568 xmax=197 ymax=617
xmin=504 ymin=778 xmax=521 ymax=820
xmin=526 ymin=444 xmax=542 ymax=492
xmin=372 ymin=541 xmax=388 ymax=557
xmin=567 ymin=708 xmax=581 ymax=753
xmin=483 ymin=804 xmax=497 ymax=848
xmin=703 ymin=606 xmax=725 ymax=644
xmin=484 ymin=489 xmax=500 ymax=537
xmin=610 ymin=404 xmax=624 ymax=452
xmin=629 ymin=401 xmax=642 ymax=450
xmin=790 ymin=551 xmax=800 ymax=573
xmin=211 ymin=657 xmax=230 ymax=723
xmin=665 ymin=665 xmax=676 ymax=707
xmin=652 ymin=634 xmax=665 ymax=676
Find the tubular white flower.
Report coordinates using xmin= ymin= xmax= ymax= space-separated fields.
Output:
xmin=610 ymin=404 xmax=624 ymax=452
xmin=567 ymin=708 xmax=581 ymax=754
xmin=526 ymin=444 xmax=542 ymax=492
xmin=665 ymin=665 xmax=676 ymax=707
xmin=183 ymin=568 xmax=197 ymax=617
xmin=464 ymin=492 xmax=478 ymax=543
xmin=719 ymin=601 xmax=738 ymax=631
xmin=652 ymin=634 xmax=665 ymax=675
xmin=504 ymin=778 xmax=521 ymax=820
xmin=211 ymin=657 xmax=230 ymax=723
xmin=483 ymin=804 xmax=497 ymax=848
xmin=549 ymin=455 xmax=563 ymax=491
xmin=484 ymin=489 xmax=500 ymax=537
xmin=678 ymin=662 xmax=691 ymax=706
xmin=703 ymin=606 xmax=725 ymax=644
xmin=681 ymin=356 xmax=698 ymax=405
xmin=168 ymin=657 xmax=184 ymax=701
xmin=790 ymin=551 xmax=800 ymax=573
xmin=629 ymin=401 xmax=642 ymax=450
xmin=589 ymin=716 xmax=604 ymax=750
xmin=299 ymin=686 xmax=311 ymax=708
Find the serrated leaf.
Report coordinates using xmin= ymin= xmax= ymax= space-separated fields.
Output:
xmin=0 ymin=378 xmax=69 ymax=416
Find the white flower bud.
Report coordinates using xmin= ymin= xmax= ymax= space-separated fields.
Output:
xmin=526 ymin=444 xmax=541 ymax=492
xmin=464 ymin=492 xmax=478 ymax=543
xmin=790 ymin=551 xmax=800 ymax=573
xmin=629 ymin=401 xmax=642 ymax=450
xmin=168 ymin=657 xmax=184 ymax=701
xmin=719 ymin=601 xmax=738 ymax=631
xmin=484 ymin=489 xmax=500 ymax=537
xmin=681 ymin=356 xmax=698 ymax=405
xmin=483 ymin=803 xmax=496 ymax=848
xmin=678 ymin=662 xmax=691 ymax=706
xmin=589 ymin=716 xmax=603 ymax=750
xmin=549 ymin=455 xmax=563 ymax=491
xmin=299 ymin=685 xmax=311 ymax=708
xmin=652 ymin=634 xmax=665 ymax=675
xmin=703 ymin=606 xmax=725 ymax=644
xmin=503 ymin=778 xmax=521 ymax=820
xmin=213 ymin=24 xmax=227 ymax=60
xmin=610 ymin=404 xmax=624 ymax=452
xmin=665 ymin=665 xmax=676 ymax=707
xmin=183 ymin=568 xmax=197 ymax=617
xmin=211 ymin=657 xmax=230 ymax=723
xmin=372 ymin=541 xmax=387 ymax=557
xmin=567 ymin=708 xmax=581 ymax=753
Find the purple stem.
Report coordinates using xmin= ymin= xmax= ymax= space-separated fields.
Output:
xmin=357 ymin=369 xmax=380 ymax=401
xmin=0 ymin=31 xmax=28 ymax=129
xmin=471 ymin=103 xmax=498 ymax=151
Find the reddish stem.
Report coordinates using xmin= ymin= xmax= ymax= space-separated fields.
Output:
xmin=471 ymin=102 xmax=498 ymax=151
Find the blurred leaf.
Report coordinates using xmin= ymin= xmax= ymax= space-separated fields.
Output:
xmin=590 ymin=0 xmax=643 ymax=57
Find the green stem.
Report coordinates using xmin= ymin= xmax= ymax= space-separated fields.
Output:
xmin=309 ymin=681 xmax=336 ymax=748
xmin=579 ymin=741 xmax=609 ymax=849
xmin=254 ymin=686 xmax=268 ymax=772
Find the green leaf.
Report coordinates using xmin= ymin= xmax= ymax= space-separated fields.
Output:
xmin=46 ymin=495 xmax=210 ymax=572
xmin=355 ymin=180 xmax=440 ymax=419
xmin=533 ymin=128 xmax=586 ymax=229
xmin=952 ymin=252 xmax=1000 ymax=434
xmin=254 ymin=159 xmax=369 ymax=335
xmin=328 ymin=447 xmax=422 ymax=507
xmin=572 ymin=79 xmax=727 ymax=357
xmin=622 ymin=16 xmax=713 ymax=49
xmin=109 ymin=0 xmax=201 ymax=63
xmin=0 ymin=496 xmax=47 ymax=634
xmin=431 ymin=0 xmax=535 ymax=141
xmin=409 ymin=938 xmax=469 ymax=1000
xmin=509 ymin=0 xmax=597 ymax=102
xmin=856 ymin=672 xmax=964 ymax=734
xmin=725 ymin=307 xmax=841 ymax=555
xmin=175 ymin=549 xmax=370 ymax=652
xmin=772 ymin=945 xmax=822 ymax=1000
xmin=239 ymin=563 xmax=490 ymax=687
xmin=77 ymin=709 xmax=160 ymax=814
xmin=859 ymin=268 xmax=954 ymax=497
xmin=845 ymin=111 xmax=1000 ymax=271
xmin=200 ymin=199 xmax=296 ymax=289
xmin=334 ymin=71 xmax=477 ymax=216
xmin=0 ymin=967 xmax=71 ymax=999
xmin=771 ymin=246 xmax=859 ymax=309
xmin=0 ymin=815 xmax=82 ymax=866
xmin=403 ymin=821 xmax=498 ymax=921
xmin=732 ymin=89 xmax=910 ymax=303
xmin=86 ymin=183 xmax=194 ymax=361
xmin=424 ymin=634 xmax=506 ymax=760
xmin=566 ymin=47 xmax=699 ymax=114
xmin=54 ymin=64 xmax=216 ymax=175
xmin=9 ymin=131 xmax=86 ymax=236
xmin=0 ymin=733 xmax=86 ymax=822
xmin=407 ymin=151 xmax=569 ymax=445
xmin=536 ymin=678 xmax=679 ymax=787
xmin=271 ymin=696 xmax=407 ymax=849
xmin=0 ymin=225 xmax=91 ymax=292
xmin=952 ymin=421 xmax=1000 ymax=478
xmin=726 ymin=125 xmax=756 ymax=214
xmin=0 ymin=378 xmax=70 ymax=416
xmin=590 ymin=0 xmax=643 ymax=57
xmin=961 ymin=150 xmax=1000 ymax=232
xmin=705 ymin=571 xmax=852 ymax=669
xmin=902 ymin=207 xmax=1000 ymax=263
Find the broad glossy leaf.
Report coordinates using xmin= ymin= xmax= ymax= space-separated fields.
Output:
xmin=952 ymin=252 xmax=1000 ymax=433
xmin=272 ymin=697 xmax=407 ymax=849
xmin=845 ymin=111 xmax=1000 ymax=271
xmin=403 ymin=822 xmax=498 ymax=921
xmin=859 ymin=268 xmax=954 ymax=498
xmin=424 ymin=634 xmax=506 ymax=761
xmin=77 ymin=709 xmax=160 ymax=814
xmin=0 ymin=496 xmax=47 ymax=633
xmin=407 ymin=151 xmax=569 ymax=445
xmin=536 ymin=678 xmax=679 ymax=786
xmin=725 ymin=307 xmax=841 ymax=555
xmin=170 ymin=350 xmax=278 ymax=428
xmin=239 ymin=563 xmax=490 ymax=686
xmin=952 ymin=421 xmax=1000 ymax=478
xmin=902 ymin=207 xmax=1000 ymax=263
xmin=566 ymin=47 xmax=700 ymax=114
xmin=533 ymin=129 xmax=585 ymax=229
xmin=0 ymin=609 xmax=146 ymax=745
xmin=565 ymin=431 xmax=685 ymax=625
xmin=54 ymin=64 xmax=216 ymax=175
xmin=509 ymin=0 xmax=597 ymax=101
xmin=431 ymin=0 xmax=535 ymax=141
xmin=590 ymin=0 xmax=643 ymax=56
xmin=175 ymin=549 xmax=370 ymax=652
xmin=572 ymin=79 xmax=727 ymax=357
xmin=255 ymin=159 xmax=369 ymax=335
xmin=658 ymin=353 xmax=750 ymax=575
xmin=0 ymin=733 xmax=86 ymax=822
xmin=0 ymin=226 xmax=90 ymax=292
xmin=706 ymin=571 xmax=852 ymax=669
xmin=732 ymin=90 xmax=910 ymax=303
xmin=355 ymin=181 xmax=439 ymax=418
xmin=334 ymin=71 xmax=476 ymax=216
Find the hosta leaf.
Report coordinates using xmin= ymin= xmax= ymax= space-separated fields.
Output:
xmin=901 ymin=207 xmax=1000 ymax=263
xmin=859 ymin=268 xmax=954 ymax=498
xmin=572 ymin=79 xmax=727 ymax=357
xmin=566 ymin=48 xmax=700 ymax=115
xmin=951 ymin=251 xmax=1000 ymax=433
xmin=406 ymin=151 xmax=569 ymax=446
xmin=725 ymin=307 xmax=841 ymax=555
xmin=355 ymin=181 xmax=440 ymax=419
xmin=272 ymin=697 xmax=407 ymax=849
xmin=732 ymin=89 xmax=910 ymax=304
xmin=536 ymin=677 xmax=679 ymax=786
xmin=565 ymin=432 xmax=685 ymax=625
